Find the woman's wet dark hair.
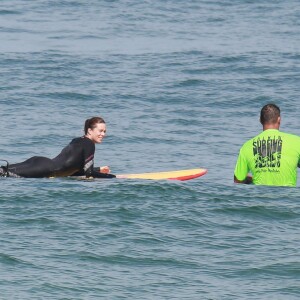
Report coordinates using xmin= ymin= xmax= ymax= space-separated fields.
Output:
xmin=84 ymin=117 xmax=105 ymax=134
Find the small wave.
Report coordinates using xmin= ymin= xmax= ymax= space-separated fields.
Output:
xmin=0 ymin=10 xmax=20 ymax=15
xmin=174 ymin=79 xmax=207 ymax=87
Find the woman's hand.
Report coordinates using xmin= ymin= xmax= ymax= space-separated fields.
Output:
xmin=100 ymin=166 xmax=110 ymax=173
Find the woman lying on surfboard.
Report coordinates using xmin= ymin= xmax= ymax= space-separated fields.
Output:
xmin=0 ymin=117 xmax=116 ymax=178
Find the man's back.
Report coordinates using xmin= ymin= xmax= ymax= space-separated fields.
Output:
xmin=234 ymin=129 xmax=300 ymax=186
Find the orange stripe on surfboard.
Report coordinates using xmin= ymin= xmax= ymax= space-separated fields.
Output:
xmin=117 ymin=168 xmax=207 ymax=181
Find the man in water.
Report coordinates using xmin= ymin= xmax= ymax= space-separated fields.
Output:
xmin=234 ymin=103 xmax=300 ymax=186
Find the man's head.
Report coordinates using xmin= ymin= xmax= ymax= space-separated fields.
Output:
xmin=260 ymin=103 xmax=281 ymax=129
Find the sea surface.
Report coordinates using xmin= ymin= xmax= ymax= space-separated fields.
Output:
xmin=1 ymin=0 xmax=300 ymax=299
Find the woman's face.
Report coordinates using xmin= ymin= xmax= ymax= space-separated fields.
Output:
xmin=87 ymin=123 xmax=106 ymax=143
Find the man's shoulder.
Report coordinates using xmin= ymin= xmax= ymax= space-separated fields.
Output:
xmin=239 ymin=131 xmax=276 ymax=152
xmin=279 ymin=131 xmax=300 ymax=139
xmin=272 ymin=131 xmax=300 ymax=146
xmin=252 ymin=130 xmax=300 ymax=140
xmin=240 ymin=135 xmax=257 ymax=149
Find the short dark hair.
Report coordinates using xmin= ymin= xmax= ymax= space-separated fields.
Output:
xmin=260 ymin=103 xmax=280 ymax=125
xmin=84 ymin=117 xmax=105 ymax=134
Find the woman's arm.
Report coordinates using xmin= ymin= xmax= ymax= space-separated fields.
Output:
xmin=91 ymin=168 xmax=116 ymax=178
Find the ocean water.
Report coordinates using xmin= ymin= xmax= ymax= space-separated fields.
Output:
xmin=0 ymin=0 xmax=300 ymax=299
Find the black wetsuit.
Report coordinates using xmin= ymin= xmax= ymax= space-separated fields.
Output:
xmin=3 ymin=137 xmax=115 ymax=178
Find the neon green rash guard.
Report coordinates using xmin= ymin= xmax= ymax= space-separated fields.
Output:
xmin=234 ymin=129 xmax=300 ymax=186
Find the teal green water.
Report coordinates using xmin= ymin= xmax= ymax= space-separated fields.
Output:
xmin=1 ymin=0 xmax=300 ymax=299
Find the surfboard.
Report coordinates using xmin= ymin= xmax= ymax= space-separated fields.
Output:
xmin=116 ymin=168 xmax=207 ymax=181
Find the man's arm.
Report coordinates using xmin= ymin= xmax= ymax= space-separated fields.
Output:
xmin=234 ymin=146 xmax=252 ymax=184
xmin=234 ymin=175 xmax=253 ymax=184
